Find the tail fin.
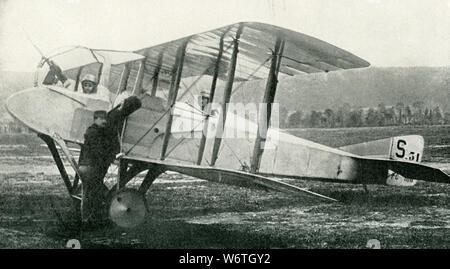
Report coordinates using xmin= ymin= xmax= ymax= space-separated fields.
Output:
xmin=339 ymin=135 xmax=424 ymax=161
xmin=340 ymin=135 xmax=424 ymax=186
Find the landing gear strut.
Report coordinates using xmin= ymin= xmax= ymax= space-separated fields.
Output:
xmin=39 ymin=132 xmax=165 ymax=229
xmin=38 ymin=133 xmax=80 ymax=201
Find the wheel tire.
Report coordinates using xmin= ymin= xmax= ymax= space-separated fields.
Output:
xmin=108 ymin=188 xmax=147 ymax=228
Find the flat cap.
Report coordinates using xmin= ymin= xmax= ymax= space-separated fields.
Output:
xmin=93 ymin=110 xmax=107 ymax=119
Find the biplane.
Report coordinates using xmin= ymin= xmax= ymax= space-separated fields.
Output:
xmin=6 ymin=22 xmax=450 ymax=228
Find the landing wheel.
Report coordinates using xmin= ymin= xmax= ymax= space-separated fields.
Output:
xmin=109 ymin=189 xmax=147 ymax=228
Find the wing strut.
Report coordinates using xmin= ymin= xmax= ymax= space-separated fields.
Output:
xmin=117 ymin=62 xmax=131 ymax=95
xmin=160 ymin=40 xmax=189 ymax=160
xmin=97 ymin=63 xmax=104 ymax=87
xmin=197 ymin=31 xmax=226 ymax=165
xmin=250 ymin=37 xmax=285 ymax=172
xmin=74 ymin=66 xmax=84 ymax=92
xmin=211 ymin=23 xmax=244 ymax=166
xmin=132 ymin=58 xmax=146 ymax=95
xmin=150 ymin=52 xmax=164 ymax=97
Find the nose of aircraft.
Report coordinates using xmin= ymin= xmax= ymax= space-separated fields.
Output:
xmin=6 ymin=87 xmax=70 ymax=135
xmin=5 ymin=86 xmax=102 ymax=143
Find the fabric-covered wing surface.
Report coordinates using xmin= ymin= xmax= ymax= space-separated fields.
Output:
xmin=48 ymin=46 xmax=145 ymax=72
xmin=134 ymin=21 xmax=370 ymax=86
xmin=50 ymin=22 xmax=370 ymax=96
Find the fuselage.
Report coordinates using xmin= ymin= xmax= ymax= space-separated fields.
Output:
xmin=7 ymin=85 xmax=363 ymax=184
xmin=9 ymin=85 xmax=443 ymax=186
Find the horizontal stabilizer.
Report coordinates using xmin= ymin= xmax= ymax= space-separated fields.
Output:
xmin=342 ymin=136 xmax=425 ymax=186
xmin=360 ymin=157 xmax=450 ymax=184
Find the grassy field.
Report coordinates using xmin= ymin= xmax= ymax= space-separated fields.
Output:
xmin=0 ymin=125 xmax=450 ymax=249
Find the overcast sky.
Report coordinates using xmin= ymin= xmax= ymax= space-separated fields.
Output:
xmin=0 ymin=0 xmax=449 ymax=71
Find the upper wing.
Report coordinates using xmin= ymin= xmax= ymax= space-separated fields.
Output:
xmin=134 ymin=21 xmax=370 ymax=85
xmin=47 ymin=46 xmax=145 ymax=71
xmin=45 ymin=22 xmax=370 ymax=100
xmin=43 ymin=46 xmax=146 ymax=93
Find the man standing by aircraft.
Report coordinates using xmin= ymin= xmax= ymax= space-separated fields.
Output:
xmin=78 ymin=96 xmax=142 ymax=227
xmin=78 ymin=110 xmax=117 ymax=226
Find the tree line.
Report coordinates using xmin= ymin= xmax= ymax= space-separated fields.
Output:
xmin=0 ymin=121 xmax=31 ymax=134
xmin=1 ymin=100 xmax=449 ymax=133
xmin=282 ymin=101 xmax=450 ymax=128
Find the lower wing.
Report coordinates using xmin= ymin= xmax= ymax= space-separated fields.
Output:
xmin=122 ymin=156 xmax=337 ymax=202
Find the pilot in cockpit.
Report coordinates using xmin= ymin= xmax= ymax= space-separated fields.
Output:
xmin=80 ymin=74 xmax=112 ymax=103
xmin=198 ymin=90 xmax=210 ymax=111
xmin=197 ymin=90 xmax=218 ymax=116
